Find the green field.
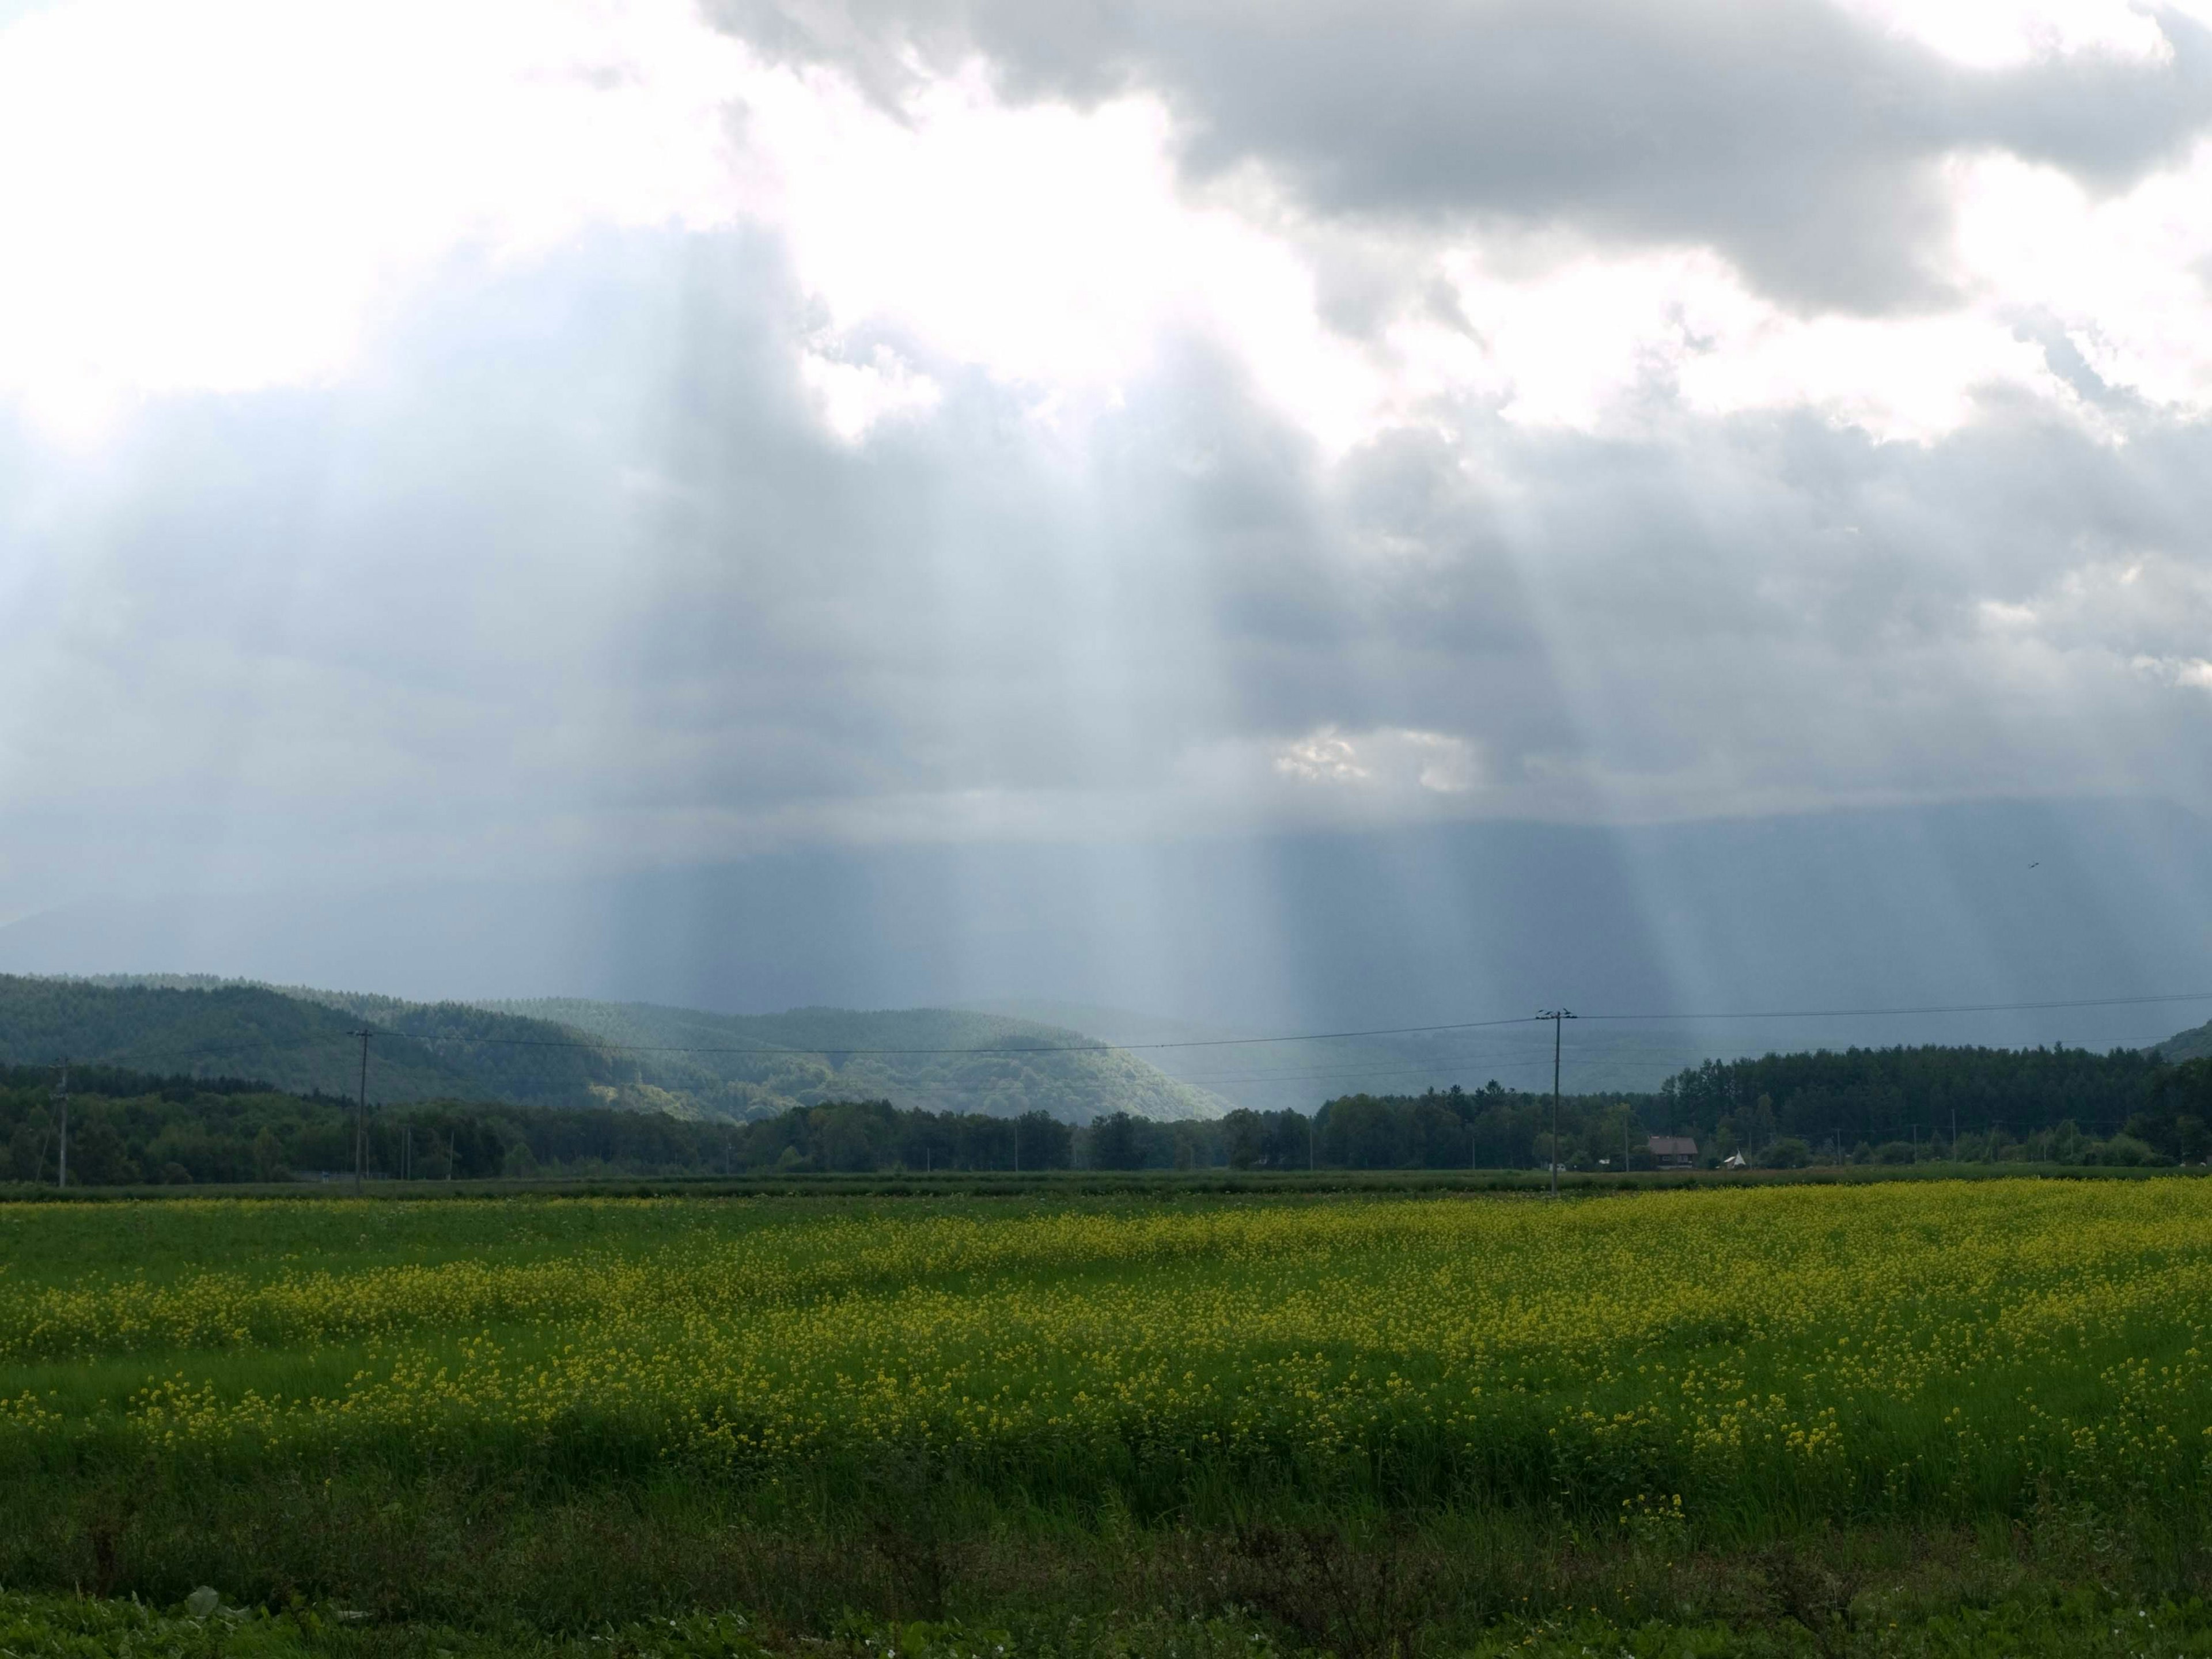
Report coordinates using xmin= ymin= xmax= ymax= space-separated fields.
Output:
xmin=7 ymin=1179 xmax=2212 ymax=1655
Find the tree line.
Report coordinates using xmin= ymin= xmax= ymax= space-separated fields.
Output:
xmin=5 ymin=1045 xmax=2211 ymax=1187
xmin=1657 ymin=1044 xmax=2210 ymax=1165
xmin=1233 ymin=1046 xmax=2212 ymax=1171
xmin=0 ymin=1064 xmax=1225 ymax=1184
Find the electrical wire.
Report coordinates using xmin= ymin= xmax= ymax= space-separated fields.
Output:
xmin=1578 ymin=991 xmax=2212 ymax=1023
xmin=395 ymin=988 xmax=2212 ymax=1057
xmin=16 ymin=988 xmax=2211 ymax=1070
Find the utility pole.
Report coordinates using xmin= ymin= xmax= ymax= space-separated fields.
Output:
xmin=1539 ymin=1010 xmax=1575 ymax=1198
xmin=1950 ymin=1108 xmax=1957 ymax=1162
xmin=1013 ymin=1118 xmax=1020 ymax=1175
xmin=349 ymin=1030 xmax=373 ymax=1195
xmin=52 ymin=1059 xmax=68 ymax=1190
xmin=1308 ymin=1113 xmax=1316 ymax=1172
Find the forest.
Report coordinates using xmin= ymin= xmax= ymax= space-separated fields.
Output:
xmin=0 ymin=1063 xmax=1221 ymax=1184
xmin=3 ymin=1043 xmax=2211 ymax=1187
xmin=0 ymin=975 xmax=1219 ymax=1124
xmin=1244 ymin=1043 xmax=2212 ymax=1170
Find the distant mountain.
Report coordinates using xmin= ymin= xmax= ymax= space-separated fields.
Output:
xmin=964 ymin=999 xmax=1715 ymax=1111
xmin=0 ymin=975 xmax=490 ymax=1101
xmin=0 ymin=975 xmax=1221 ymax=1123
xmin=2156 ymin=1019 xmax=2212 ymax=1063
xmin=474 ymin=998 xmax=1225 ymax=1123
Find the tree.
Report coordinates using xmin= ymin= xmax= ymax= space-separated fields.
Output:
xmin=1407 ymin=1100 xmax=1464 ymax=1168
xmin=68 ymin=1120 xmax=134 ymax=1186
xmin=9 ymin=1107 xmax=50 ymax=1182
xmin=1090 ymin=1112 xmax=1145 ymax=1170
xmin=1016 ymin=1111 xmax=1072 ymax=1170
xmin=1762 ymin=1137 xmax=1810 ymax=1169
xmin=1321 ymin=1096 xmax=1400 ymax=1169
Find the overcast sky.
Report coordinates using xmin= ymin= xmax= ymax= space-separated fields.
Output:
xmin=3 ymin=0 xmax=2212 ymax=1011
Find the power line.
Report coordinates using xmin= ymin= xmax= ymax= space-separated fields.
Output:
xmin=400 ymin=1014 xmax=1549 ymax=1058
xmin=1578 ymin=991 xmax=2212 ymax=1024
xmin=8 ymin=987 xmax=2210 ymax=1073
xmin=397 ymin=988 xmax=2212 ymax=1056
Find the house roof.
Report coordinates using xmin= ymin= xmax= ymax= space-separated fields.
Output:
xmin=1646 ymin=1135 xmax=1699 ymax=1156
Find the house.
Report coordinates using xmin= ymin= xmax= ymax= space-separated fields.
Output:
xmin=1646 ymin=1135 xmax=1699 ymax=1169
xmin=1721 ymin=1150 xmax=1748 ymax=1169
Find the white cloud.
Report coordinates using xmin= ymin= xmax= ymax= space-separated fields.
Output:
xmin=10 ymin=0 xmax=2212 ymax=457
xmin=733 ymin=62 xmax=1387 ymax=450
xmin=2134 ymin=656 xmax=2212 ymax=690
xmin=798 ymin=343 xmax=942 ymax=441
xmin=1400 ymin=243 xmax=2066 ymax=442
xmin=1274 ymin=727 xmax=1481 ymax=795
xmin=1835 ymin=0 xmax=2180 ymax=69
xmin=1275 ymin=728 xmax=1369 ymax=784
xmin=1951 ymin=145 xmax=2212 ymax=415
xmin=0 ymin=0 xmax=747 ymax=435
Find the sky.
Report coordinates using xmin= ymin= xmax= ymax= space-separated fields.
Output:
xmin=3 ymin=0 xmax=2212 ymax=1039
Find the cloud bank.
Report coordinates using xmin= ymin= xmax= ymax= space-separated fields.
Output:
xmin=2 ymin=0 xmax=2210 ymax=974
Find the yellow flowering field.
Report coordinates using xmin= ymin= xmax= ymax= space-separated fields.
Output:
xmin=1 ymin=1178 xmax=2207 ymax=1533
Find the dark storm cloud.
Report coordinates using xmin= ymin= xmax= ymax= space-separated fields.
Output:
xmin=711 ymin=0 xmax=2212 ymax=312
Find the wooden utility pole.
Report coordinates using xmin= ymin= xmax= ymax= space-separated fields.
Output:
xmin=52 ymin=1059 xmax=68 ymax=1190
xmin=348 ymin=1030 xmax=373 ymax=1194
xmin=1539 ymin=1010 xmax=1575 ymax=1197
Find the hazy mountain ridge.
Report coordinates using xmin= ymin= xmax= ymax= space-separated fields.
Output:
xmin=965 ymin=999 xmax=1718 ymax=1106
xmin=2158 ymin=1020 xmax=2212 ymax=1063
xmin=5 ymin=975 xmax=1223 ymax=1123
xmin=476 ymin=998 xmax=1226 ymax=1123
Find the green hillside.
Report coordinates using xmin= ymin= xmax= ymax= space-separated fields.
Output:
xmin=2158 ymin=1019 xmax=2212 ymax=1062
xmin=0 ymin=975 xmax=486 ymax=1101
xmin=5 ymin=977 xmax=1224 ymax=1123
xmin=478 ymin=999 xmax=1226 ymax=1123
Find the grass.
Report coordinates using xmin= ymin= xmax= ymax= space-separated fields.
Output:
xmin=4 ymin=1178 xmax=2212 ymax=1653
xmin=0 ymin=1157 xmax=2168 ymax=1205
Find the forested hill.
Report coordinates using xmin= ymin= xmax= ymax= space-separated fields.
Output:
xmin=474 ymin=999 xmax=1223 ymax=1123
xmin=0 ymin=976 xmax=500 ymax=1101
xmin=0 ymin=976 xmax=1225 ymax=1123
xmin=2160 ymin=1018 xmax=2212 ymax=1063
